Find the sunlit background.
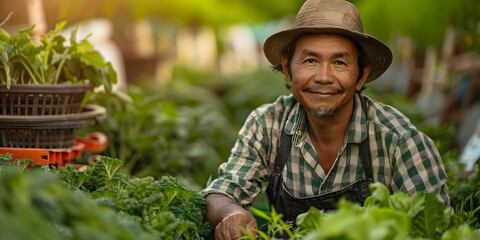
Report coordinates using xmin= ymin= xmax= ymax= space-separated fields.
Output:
xmin=2 ymin=0 xmax=478 ymax=84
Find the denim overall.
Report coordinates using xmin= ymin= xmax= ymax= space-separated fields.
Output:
xmin=265 ymin=95 xmax=373 ymax=223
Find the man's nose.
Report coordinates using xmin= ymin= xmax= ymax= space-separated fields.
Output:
xmin=313 ymin=64 xmax=333 ymax=84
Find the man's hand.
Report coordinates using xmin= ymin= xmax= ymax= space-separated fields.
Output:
xmin=215 ymin=209 xmax=257 ymax=239
xmin=205 ymin=194 xmax=258 ymax=240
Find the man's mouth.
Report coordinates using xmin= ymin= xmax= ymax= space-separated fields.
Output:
xmin=304 ymin=86 xmax=342 ymax=95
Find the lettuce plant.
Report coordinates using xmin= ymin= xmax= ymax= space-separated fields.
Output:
xmin=242 ymin=182 xmax=480 ymax=240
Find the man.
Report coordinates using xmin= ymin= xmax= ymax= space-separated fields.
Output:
xmin=202 ymin=0 xmax=450 ymax=239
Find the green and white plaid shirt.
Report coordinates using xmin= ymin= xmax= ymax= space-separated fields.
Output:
xmin=203 ymin=93 xmax=450 ymax=206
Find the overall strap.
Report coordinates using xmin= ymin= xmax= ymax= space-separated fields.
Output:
xmin=269 ymin=131 xmax=292 ymax=203
xmin=359 ymin=95 xmax=374 ymax=182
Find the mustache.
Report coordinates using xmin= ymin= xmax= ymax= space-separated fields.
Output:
xmin=303 ymin=86 xmax=342 ymax=93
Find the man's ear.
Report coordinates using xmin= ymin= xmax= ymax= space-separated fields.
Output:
xmin=356 ymin=66 xmax=371 ymax=91
xmin=281 ymin=57 xmax=292 ymax=85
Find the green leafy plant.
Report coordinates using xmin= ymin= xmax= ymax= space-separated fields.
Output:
xmin=0 ymin=154 xmax=212 ymax=239
xmin=240 ymin=183 xmax=479 ymax=240
xmin=56 ymin=156 xmax=212 ymax=239
xmin=80 ymin=83 xmax=235 ymax=188
xmin=448 ymin=162 xmax=480 ymax=229
xmin=0 ymin=14 xmax=117 ymax=91
xmin=365 ymin=183 xmax=453 ymax=239
xmin=239 ymin=207 xmax=297 ymax=239
xmin=0 ymin=155 xmax=154 ymax=240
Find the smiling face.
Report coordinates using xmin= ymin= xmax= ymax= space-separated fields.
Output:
xmin=281 ymin=34 xmax=369 ymax=119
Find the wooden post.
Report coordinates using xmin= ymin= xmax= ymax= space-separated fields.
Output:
xmin=26 ymin=0 xmax=47 ymax=37
xmin=419 ymin=47 xmax=437 ymax=96
xmin=436 ymin=26 xmax=457 ymax=89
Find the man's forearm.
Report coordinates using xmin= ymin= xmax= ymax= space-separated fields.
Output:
xmin=205 ymin=193 xmax=245 ymax=228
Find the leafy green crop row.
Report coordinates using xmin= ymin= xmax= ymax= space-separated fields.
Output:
xmin=0 ymin=149 xmax=478 ymax=240
xmin=0 ymin=154 xmax=211 ymax=240
xmin=241 ymin=183 xmax=480 ymax=240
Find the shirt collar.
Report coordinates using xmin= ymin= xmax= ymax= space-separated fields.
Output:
xmin=283 ymin=93 xmax=368 ymax=146
xmin=347 ymin=93 xmax=368 ymax=144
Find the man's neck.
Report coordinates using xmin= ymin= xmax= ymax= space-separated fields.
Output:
xmin=306 ymin=100 xmax=354 ymax=147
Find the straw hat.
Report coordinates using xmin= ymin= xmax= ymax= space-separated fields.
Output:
xmin=263 ymin=0 xmax=393 ymax=82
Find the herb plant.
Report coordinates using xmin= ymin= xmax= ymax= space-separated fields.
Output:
xmin=0 ymin=15 xmax=117 ymax=91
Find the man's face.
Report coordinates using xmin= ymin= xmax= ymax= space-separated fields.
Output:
xmin=281 ymin=34 xmax=368 ymax=118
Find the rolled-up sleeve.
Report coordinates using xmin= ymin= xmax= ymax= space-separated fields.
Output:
xmin=202 ymin=110 xmax=271 ymax=205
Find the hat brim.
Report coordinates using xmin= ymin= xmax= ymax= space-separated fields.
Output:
xmin=263 ymin=27 xmax=393 ymax=82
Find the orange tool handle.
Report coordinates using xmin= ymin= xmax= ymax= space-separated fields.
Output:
xmin=76 ymin=132 xmax=108 ymax=153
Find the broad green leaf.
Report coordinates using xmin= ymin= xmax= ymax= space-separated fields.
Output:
xmin=388 ymin=191 xmax=412 ymax=212
xmin=364 ymin=182 xmax=391 ymax=207
xmin=441 ymin=224 xmax=480 ymax=240
xmin=79 ymin=50 xmax=106 ymax=67
xmin=315 ymin=209 xmax=367 ymax=240
xmin=296 ymin=207 xmax=324 ymax=230
xmin=366 ymin=208 xmax=410 ymax=240
xmin=410 ymin=192 xmax=447 ymax=239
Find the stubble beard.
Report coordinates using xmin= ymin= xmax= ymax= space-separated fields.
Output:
xmin=308 ymin=107 xmax=336 ymax=118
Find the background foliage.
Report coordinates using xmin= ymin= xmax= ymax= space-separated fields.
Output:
xmin=355 ymin=0 xmax=480 ymax=51
xmin=2 ymin=0 xmax=477 ymax=52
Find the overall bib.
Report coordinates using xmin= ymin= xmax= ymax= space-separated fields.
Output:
xmin=265 ymin=95 xmax=373 ymax=223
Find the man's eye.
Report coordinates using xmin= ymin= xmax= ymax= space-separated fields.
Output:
xmin=304 ymin=58 xmax=316 ymax=63
xmin=334 ymin=60 xmax=346 ymax=65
